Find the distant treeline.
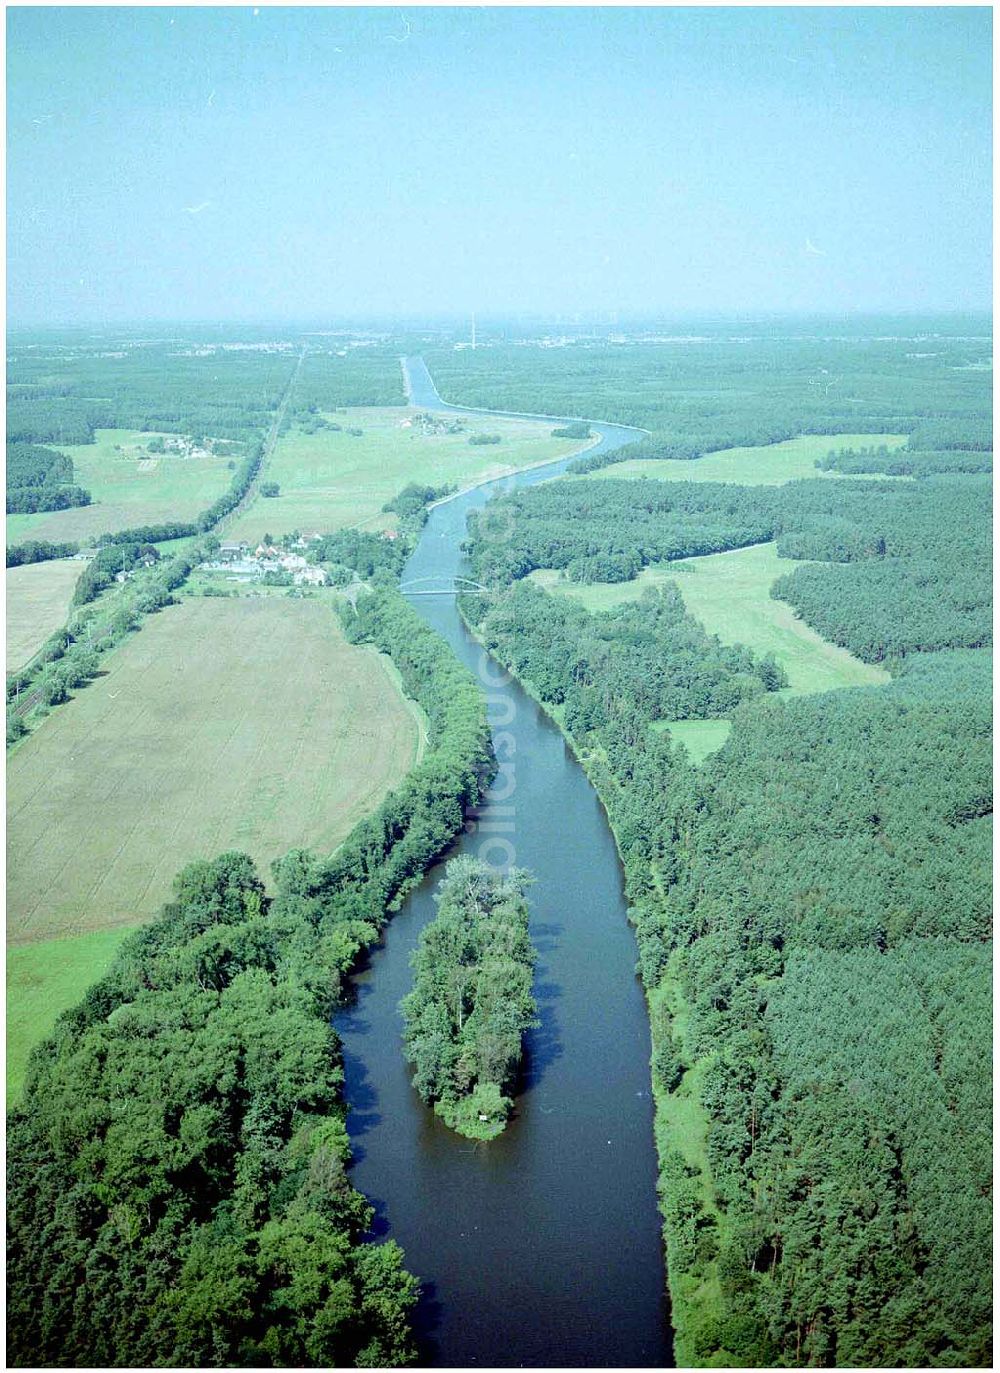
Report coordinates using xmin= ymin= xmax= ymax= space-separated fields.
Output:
xmin=425 ymin=337 xmax=991 ymax=460
xmin=817 ymin=445 xmax=992 ymax=477
xmin=6 ymin=539 xmax=78 ymax=567
xmin=6 ymin=348 xmax=300 ymax=446
xmin=6 ymin=440 xmax=92 ymax=512
xmin=7 ymin=342 xmax=403 ymax=460
xmin=287 ymin=349 xmax=406 ymax=413
xmin=402 ymin=857 xmax=537 ymax=1139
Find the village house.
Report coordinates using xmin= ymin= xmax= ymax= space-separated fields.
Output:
xmin=293 ymin=566 xmax=327 ymax=587
xmin=218 ymin=540 xmax=250 ymax=562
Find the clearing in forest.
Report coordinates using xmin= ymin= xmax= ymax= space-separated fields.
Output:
xmin=586 ymin=432 xmax=909 ymax=485
xmin=533 ymin=543 xmax=887 ymax=695
xmin=226 ymin=406 xmax=590 ymax=543
xmin=7 ymin=595 xmax=422 ymax=947
xmin=6 ymin=558 xmax=82 ymax=671
xmin=532 ymin=542 xmax=887 ymax=763
xmin=5 ymin=428 xmax=234 ymax=544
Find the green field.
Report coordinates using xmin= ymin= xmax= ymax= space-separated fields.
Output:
xmin=6 ymin=558 xmax=83 ymax=671
xmin=7 ymin=926 xmax=139 ymax=1106
xmin=6 ymin=428 xmax=234 ymax=543
xmin=586 ymin=432 xmax=909 ymax=486
xmin=653 ymin=718 xmax=733 ymax=763
xmin=531 ymin=542 xmax=888 ymax=697
xmin=7 ymin=596 xmax=421 ymax=948
xmin=226 ymin=407 xmax=589 ymax=543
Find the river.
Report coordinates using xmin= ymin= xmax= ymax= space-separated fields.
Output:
xmin=334 ymin=357 xmax=671 ymax=1367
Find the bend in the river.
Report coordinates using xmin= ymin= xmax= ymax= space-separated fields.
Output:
xmin=334 ymin=357 xmax=672 ymax=1367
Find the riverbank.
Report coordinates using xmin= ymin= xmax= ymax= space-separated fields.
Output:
xmin=458 ymin=596 xmax=720 ymax=1364
xmin=333 ymin=364 xmax=671 ymax=1366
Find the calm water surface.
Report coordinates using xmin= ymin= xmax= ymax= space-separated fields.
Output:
xmin=334 ymin=359 xmax=671 ymax=1367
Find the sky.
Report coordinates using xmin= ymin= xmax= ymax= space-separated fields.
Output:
xmin=6 ymin=5 xmax=993 ymax=325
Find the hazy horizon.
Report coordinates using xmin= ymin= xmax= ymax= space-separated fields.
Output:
xmin=8 ymin=6 xmax=992 ymax=326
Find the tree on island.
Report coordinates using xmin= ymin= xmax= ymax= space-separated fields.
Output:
xmin=401 ymin=856 xmax=537 ymax=1140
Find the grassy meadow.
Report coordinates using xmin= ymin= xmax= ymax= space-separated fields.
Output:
xmin=6 ymin=558 xmax=83 ymax=671
xmin=586 ymin=432 xmax=908 ymax=485
xmin=7 ymin=595 xmax=421 ymax=945
xmin=226 ymin=407 xmax=589 ymax=542
xmin=652 ymin=718 xmax=733 ymax=763
xmin=7 ymin=926 xmax=139 ymax=1106
xmin=531 ymin=543 xmax=887 ymax=697
xmin=6 ymin=428 xmax=234 ymax=543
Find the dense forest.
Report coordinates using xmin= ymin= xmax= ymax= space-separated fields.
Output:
xmin=466 ymin=479 xmax=777 ymax=584
xmin=8 ymin=584 xmax=497 ymax=1364
xmin=771 ymin=474 xmax=991 ymax=661
xmin=5 ymin=339 xmax=404 ymax=453
xmin=283 ymin=347 xmax=406 ymax=416
xmin=6 ymin=345 xmax=298 ymax=445
xmin=462 ymin=410 xmax=992 ymax=1366
xmin=468 ymin=579 xmax=785 ymax=728
xmin=8 ymin=440 xmax=75 ymax=487
xmin=427 ymin=329 xmax=991 ymax=458
xmin=401 ymin=857 xmax=537 ymax=1139
xmin=381 ymin=481 xmax=456 ymax=535
xmin=652 ymin=651 xmax=992 ymax=1366
xmin=466 ymin=473 xmax=992 ymax=662
xmin=7 ymin=852 xmax=419 ymax=1367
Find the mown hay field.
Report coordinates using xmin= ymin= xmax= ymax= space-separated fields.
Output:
xmin=7 ymin=596 xmax=422 ymax=947
xmin=6 ymin=428 xmax=234 ymax=543
xmin=226 ymin=406 xmax=589 ymax=543
xmin=6 ymin=558 xmax=83 ymax=671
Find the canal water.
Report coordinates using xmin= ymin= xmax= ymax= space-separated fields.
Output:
xmin=334 ymin=359 xmax=671 ymax=1367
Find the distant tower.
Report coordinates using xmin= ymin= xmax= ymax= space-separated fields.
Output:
xmin=471 ymin=312 xmax=477 ymax=350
